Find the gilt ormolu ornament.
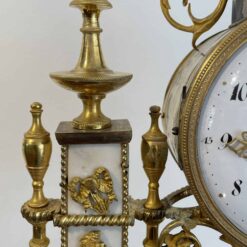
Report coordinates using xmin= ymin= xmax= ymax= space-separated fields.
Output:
xmin=50 ymin=0 xmax=132 ymax=130
xmin=142 ymin=106 xmax=168 ymax=210
xmin=160 ymin=0 xmax=228 ymax=49
xmin=140 ymin=106 xmax=168 ymax=247
xmin=23 ymin=102 xmax=51 ymax=208
xmin=68 ymin=167 xmax=117 ymax=214
xmin=80 ymin=231 xmax=106 ymax=247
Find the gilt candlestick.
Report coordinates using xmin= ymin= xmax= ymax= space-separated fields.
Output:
xmin=50 ymin=0 xmax=132 ymax=130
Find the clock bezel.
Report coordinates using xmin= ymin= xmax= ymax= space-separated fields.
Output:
xmin=179 ymin=19 xmax=247 ymax=246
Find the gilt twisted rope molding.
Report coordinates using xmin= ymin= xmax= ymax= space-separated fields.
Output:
xmin=160 ymin=0 xmax=228 ymax=49
xmin=53 ymin=214 xmax=134 ymax=227
xmin=61 ymin=145 xmax=68 ymax=247
xmin=121 ymin=143 xmax=130 ymax=247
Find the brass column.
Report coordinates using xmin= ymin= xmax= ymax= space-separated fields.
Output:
xmin=21 ymin=103 xmax=60 ymax=247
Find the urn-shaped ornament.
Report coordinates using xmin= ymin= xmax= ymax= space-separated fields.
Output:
xmin=22 ymin=102 xmax=52 ymax=208
xmin=141 ymin=106 xmax=168 ymax=210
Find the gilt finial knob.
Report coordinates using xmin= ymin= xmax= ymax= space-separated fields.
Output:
xmin=31 ymin=102 xmax=42 ymax=111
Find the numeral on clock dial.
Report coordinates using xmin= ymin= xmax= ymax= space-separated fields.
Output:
xmin=231 ymin=83 xmax=247 ymax=101
xmin=201 ymin=133 xmax=232 ymax=149
xmin=232 ymin=179 xmax=243 ymax=196
xmin=219 ymin=133 xmax=233 ymax=150
xmin=202 ymin=137 xmax=213 ymax=144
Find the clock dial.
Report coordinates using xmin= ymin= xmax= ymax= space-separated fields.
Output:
xmin=163 ymin=20 xmax=247 ymax=245
xmin=197 ymin=42 xmax=247 ymax=234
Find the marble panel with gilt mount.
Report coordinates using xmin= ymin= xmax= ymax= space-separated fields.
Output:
xmin=56 ymin=120 xmax=132 ymax=247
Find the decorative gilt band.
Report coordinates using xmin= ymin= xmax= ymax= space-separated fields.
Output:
xmin=21 ymin=199 xmax=61 ymax=224
xmin=61 ymin=146 xmax=68 ymax=215
xmin=130 ymin=187 xmax=193 ymax=222
xmin=121 ymin=144 xmax=129 ymax=216
xmin=54 ymin=214 xmax=134 ymax=227
xmin=61 ymin=145 xmax=69 ymax=247
xmin=130 ymin=200 xmax=166 ymax=222
xmin=121 ymin=144 xmax=130 ymax=247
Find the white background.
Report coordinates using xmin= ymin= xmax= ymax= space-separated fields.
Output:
xmin=0 ymin=0 xmax=233 ymax=246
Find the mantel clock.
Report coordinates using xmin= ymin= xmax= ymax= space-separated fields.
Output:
xmin=20 ymin=0 xmax=247 ymax=246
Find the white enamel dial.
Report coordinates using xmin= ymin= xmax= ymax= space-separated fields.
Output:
xmin=198 ymin=43 xmax=247 ymax=234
